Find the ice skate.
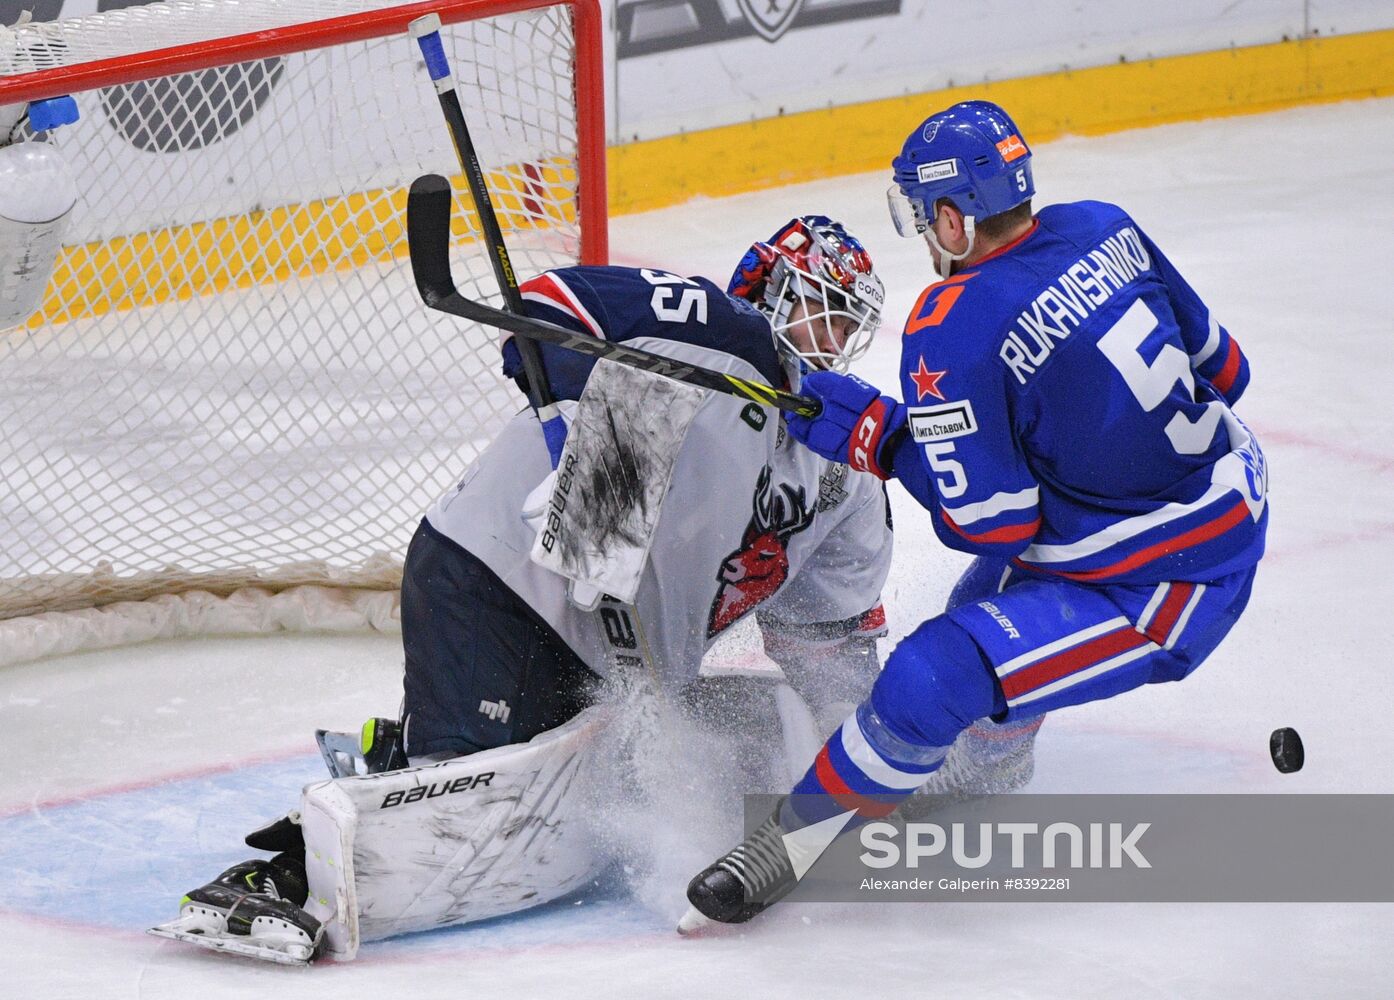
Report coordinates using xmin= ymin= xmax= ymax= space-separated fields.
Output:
xmin=899 ymin=716 xmax=1043 ymax=818
xmin=148 ymin=856 xmax=322 ymax=966
xmin=683 ymin=808 xmax=798 ymax=931
xmin=681 ymin=801 xmax=853 ymax=932
xmin=316 ymin=716 xmax=407 ymax=778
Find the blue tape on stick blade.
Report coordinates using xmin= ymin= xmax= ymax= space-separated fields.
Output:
xmin=29 ymin=96 xmax=79 ymax=131
xmin=415 ymin=31 xmax=450 ymax=82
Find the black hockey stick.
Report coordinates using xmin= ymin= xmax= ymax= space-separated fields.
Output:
xmin=408 ymin=14 xmax=568 ymax=462
xmin=407 ymin=175 xmax=821 ymax=418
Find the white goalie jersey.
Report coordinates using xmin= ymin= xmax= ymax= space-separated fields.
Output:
xmin=425 ymin=268 xmax=893 ymax=688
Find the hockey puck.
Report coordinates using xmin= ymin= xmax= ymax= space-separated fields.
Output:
xmin=1269 ymin=727 xmax=1304 ymax=773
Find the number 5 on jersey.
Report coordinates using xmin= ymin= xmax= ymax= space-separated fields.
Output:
xmin=1097 ymin=298 xmax=1222 ymax=455
xmin=925 ymin=442 xmax=968 ymax=498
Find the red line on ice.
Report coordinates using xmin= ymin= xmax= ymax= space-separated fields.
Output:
xmin=0 ymin=743 xmax=312 ymax=820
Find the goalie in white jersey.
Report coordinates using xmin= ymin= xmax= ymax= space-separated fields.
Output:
xmin=153 ymin=216 xmax=898 ymax=964
xmin=404 ymin=216 xmax=895 ymax=760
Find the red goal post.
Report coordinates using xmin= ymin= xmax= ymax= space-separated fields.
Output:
xmin=0 ymin=0 xmax=608 ymax=661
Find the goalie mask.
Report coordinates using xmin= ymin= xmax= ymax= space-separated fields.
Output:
xmin=729 ymin=216 xmax=885 ymax=373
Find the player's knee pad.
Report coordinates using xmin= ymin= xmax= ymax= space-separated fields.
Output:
xmin=869 ymin=616 xmax=1002 ymax=751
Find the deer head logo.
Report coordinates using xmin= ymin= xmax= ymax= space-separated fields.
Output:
xmin=707 ymin=466 xmax=815 ymax=637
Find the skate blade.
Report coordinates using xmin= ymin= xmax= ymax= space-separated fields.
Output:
xmin=148 ymin=915 xmax=315 ymax=966
xmin=676 ymin=905 xmax=716 ymax=937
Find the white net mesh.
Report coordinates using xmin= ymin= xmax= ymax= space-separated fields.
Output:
xmin=2 ymin=2 xmax=407 ymax=72
xmin=0 ymin=0 xmax=597 ymax=621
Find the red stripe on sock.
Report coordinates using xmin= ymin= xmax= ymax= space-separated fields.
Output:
xmin=813 ymin=746 xmax=899 ymax=818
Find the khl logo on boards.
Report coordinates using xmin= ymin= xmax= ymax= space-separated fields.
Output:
xmin=735 ymin=0 xmax=805 ymax=41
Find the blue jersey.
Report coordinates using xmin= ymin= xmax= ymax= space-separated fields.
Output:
xmin=502 ymin=265 xmax=784 ymax=398
xmin=886 ymin=201 xmax=1267 ymax=585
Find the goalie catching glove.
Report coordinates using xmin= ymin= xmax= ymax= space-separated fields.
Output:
xmin=785 ymin=371 xmax=906 ymax=480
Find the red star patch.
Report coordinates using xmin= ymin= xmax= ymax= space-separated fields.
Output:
xmin=909 ymin=357 xmax=948 ymax=401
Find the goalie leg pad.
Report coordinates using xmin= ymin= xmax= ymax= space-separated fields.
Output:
xmin=301 ymin=704 xmax=613 ymax=960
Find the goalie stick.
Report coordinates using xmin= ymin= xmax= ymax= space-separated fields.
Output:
xmin=408 ymin=14 xmax=568 ymax=464
xmin=406 ymin=174 xmax=822 ymax=418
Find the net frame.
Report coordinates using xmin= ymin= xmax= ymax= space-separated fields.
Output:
xmin=0 ymin=0 xmax=607 ymax=655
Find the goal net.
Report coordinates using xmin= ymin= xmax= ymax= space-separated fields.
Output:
xmin=0 ymin=0 xmax=606 ymax=660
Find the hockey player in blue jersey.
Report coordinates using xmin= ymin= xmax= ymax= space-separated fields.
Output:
xmin=683 ymin=100 xmax=1268 ymax=929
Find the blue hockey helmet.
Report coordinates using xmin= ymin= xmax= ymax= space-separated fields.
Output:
xmin=887 ymin=100 xmax=1034 ymax=237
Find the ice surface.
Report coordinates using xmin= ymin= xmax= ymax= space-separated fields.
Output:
xmin=3 ymin=98 xmax=1394 ymax=997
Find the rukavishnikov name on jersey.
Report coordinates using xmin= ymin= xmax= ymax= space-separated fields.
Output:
xmin=999 ymin=226 xmax=1151 ymax=386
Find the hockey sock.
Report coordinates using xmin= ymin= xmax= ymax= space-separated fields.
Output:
xmin=784 ymin=616 xmax=1004 ymax=828
xmin=785 ymin=700 xmax=948 ymax=827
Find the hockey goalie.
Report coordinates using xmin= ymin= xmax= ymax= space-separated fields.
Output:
xmin=150 ymin=214 xmax=902 ymax=963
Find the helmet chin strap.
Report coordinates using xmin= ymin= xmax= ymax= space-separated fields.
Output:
xmin=923 ymin=213 xmax=976 ymax=281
